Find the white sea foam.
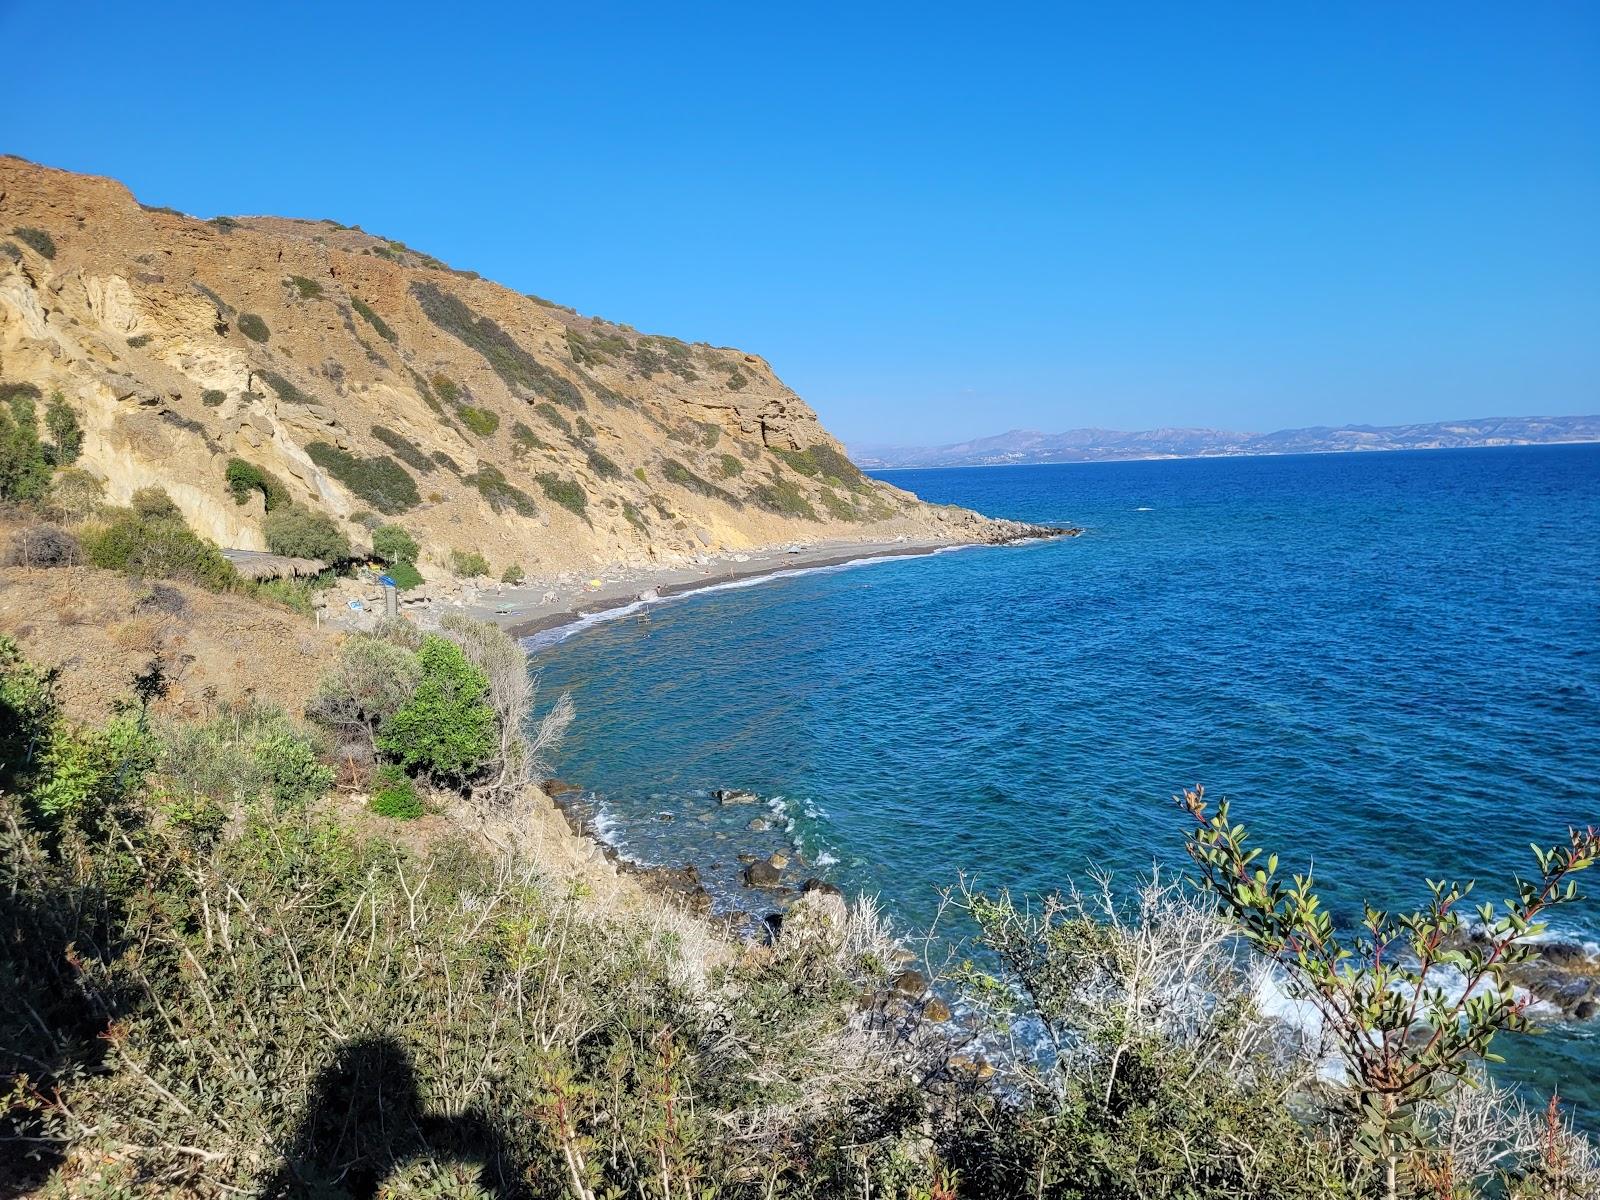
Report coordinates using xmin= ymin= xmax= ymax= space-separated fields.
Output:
xmin=520 ymin=543 xmax=987 ymax=651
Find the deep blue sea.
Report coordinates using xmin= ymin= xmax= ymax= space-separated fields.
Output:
xmin=528 ymin=445 xmax=1600 ymax=1112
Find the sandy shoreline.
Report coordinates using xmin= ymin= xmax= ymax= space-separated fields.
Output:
xmin=487 ymin=536 xmax=977 ymax=642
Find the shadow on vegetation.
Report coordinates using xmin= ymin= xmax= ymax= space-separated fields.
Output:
xmin=259 ymin=1034 xmax=530 ymax=1199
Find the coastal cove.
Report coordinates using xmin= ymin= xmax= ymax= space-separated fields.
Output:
xmin=526 ymin=444 xmax=1600 ymax=1114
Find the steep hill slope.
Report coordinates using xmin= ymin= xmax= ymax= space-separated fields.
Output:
xmin=0 ymin=157 xmax=1026 ymax=581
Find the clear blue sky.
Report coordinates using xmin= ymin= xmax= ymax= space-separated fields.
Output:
xmin=2 ymin=2 xmax=1595 ymax=445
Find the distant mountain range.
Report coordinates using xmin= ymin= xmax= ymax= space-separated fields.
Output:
xmin=851 ymin=414 xmax=1600 ymax=469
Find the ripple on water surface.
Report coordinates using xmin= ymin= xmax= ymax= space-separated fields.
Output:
xmin=529 ymin=445 xmax=1600 ymax=1113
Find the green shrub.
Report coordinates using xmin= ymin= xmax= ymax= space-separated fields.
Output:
xmin=718 ymin=453 xmax=744 ymax=478
xmin=774 ymin=444 xmax=864 ymax=485
xmin=449 ymin=549 xmax=490 ymax=577
xmin=157 ymin=702 xmax=332 ymax=816
xmin=465 ymin=465 xmax=538 ymax=517
xmin=0 ymin=383 xmax=52 ymax=502
xmin=305 ymin=442 xmax=419 ymax=515
xmin=81 ymin=499 xmax=238 ymax=589
xmin=131 ymin=486 xmax=180 ymax=519
xmin=209 ymin=215 xmax=238 ymax=232
xmin=262 ymin=505 xmax=351 ymax=561
xmin=202 ymin=389 xmax=226 ymax=407
xmin=350 ymin=296 xmax=397 ymax=343
xmin=501 ymin=563 xmax=525 ymax=585
xmin=585 ymin=447 xmax=622 ymax=479
xmin=574 ymin=415 xmax=596 ymax=439
xmin=385 ymin=558 xmax=423 ymax=590
xmin=534 ymin=401 xmax=571 ymax=434
xmin=370 ymin=765 xmax=423 ymax=819
xmin=410 ymin=282 xmax=585 ymax=407
xmin=45 ymin=468 xmax=104 ymax=523
xmin=431 ymin=450 xmax=461 ymax=474
xmin=126 ymin=333 xmax=152 ymax=349
xmin=371 ymin=523 xmax=419 ymax=566
xmin=287 ymin=275 xmax=323 ymax=300
xmin=11 ymin=226 xmax=56 ymax=258
xmin=236 ymin=312 xmax=270 ymax=342
xmin=457 ymin=405 xmax=500 ymax=436
xmin=818 ymin=486 xmax=860 ymax=521
xmin=431 ymin=373 xmax=460 ymax=404
xmin=750 ymin=478 xmax=819 ymax=520
xmin=42 ymin=396 xmax=82 ymax=467
xmin=536 ymin=473 xmax=587 ymax=516
xmin=307 ymin=634 xmax=421 ymax=750
xmin=726 ymin=370 xmax=748 ymax=390
xmin=662 ymin=458 xmax=739 ymax=505
xmin=257 ymin=369 xmax=312 ymax=405
xmin=633 ymin=465 xmax=648 ymax=483
xmin=622 ymin=500 xmax=648 ymax=531
xmin=225 ymin=458 xmax=292 ymax=510
xmin=370 ymin=425 xmax=434 ymax=472
xmin=511 ymin=421 xmax=545 ymax=456
xmin=375 ymin=634 xmax=496 ymax=779
xmin=251 ymin=576 xmax=318 ymax=615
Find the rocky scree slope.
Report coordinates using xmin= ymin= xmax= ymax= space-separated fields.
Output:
xmin=0 ymin=157 xmax=1032 ymax=578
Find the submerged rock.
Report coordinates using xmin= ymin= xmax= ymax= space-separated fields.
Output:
xmin=715 ymin=788 xmax=759 ymax=806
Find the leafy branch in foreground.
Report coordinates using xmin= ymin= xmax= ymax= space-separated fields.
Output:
xmin=1177 ymin=784 xmax=1600 ymax=1200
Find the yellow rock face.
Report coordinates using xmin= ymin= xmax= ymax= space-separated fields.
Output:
xmin=1 ymin=155 xmax=1019 ymax=577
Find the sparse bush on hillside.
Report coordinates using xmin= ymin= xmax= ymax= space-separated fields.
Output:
xmin=125 ymin=333 xmax=152 ymax=349
xmin=350 ymin=295 xmax=397 ymax=343
xmin=449 ymin=549 xmax=490 ymax=577
xmin=224 ymin=458 xmax=292 ymax=510
xmin=236 ymin=312 xmax=270 ymax=342
xmin=501 ymin=562 xmax=525 ymax=585
xmin=662 ymin=457 xmax=739 ymax=505
xmin=410 ymin=281 xmax=586 ymax=407
xmin=11 ymin=226 xmax=56 ymax=258
xmin=510 ymin=421 xmax=545 ymax=457
xmin=536 ymin=473 xmax=588 ymax=517
xmin=465 ymin=464 xmax=538 ymax=517
xmin=81 ymin=493 xmax=238 ymax=589
xmin=622 ymin=499 xmax=648 ymax=531
xmin=431 ymin=373 xmax=460 ymax=404
xmin=456 ymin=404 xmax=499 ymax=436
xmin=726 ymin=369 xmax=748 ymax=390
xmin=370 ymin=425 xmax=434 ymax=473
xmin=305 ymin=441 xmax=420 ymax=514
xmin=287 ymin=275 xmax=323 ymax=300
xmin=751 ymin=477 xmax=820 ymax=520
xmin=818 ymin=486 xmax=860 ymax=521
xmin=774 ymin=444 xmax=864 ymax=486
xmin=257 ymin=369 xmax=312 ymax=405
xmin=718 ymin=452 xmax=744 ymax=478
xmin=201 ymin=388 xmax=227 ymax=407
xmin=633 ymin=465 xmax=648 ymax=483
xmin=45 ymin=468 xmax=105 ymax=523
xmin=209 ymin=215 xmax=239 ymax=232
xmin=262 ymin=504 xmax=351 ymax=562
xmin=585 ymin=447 xmax=622 ymax=479
xmin=3 ymin=523 xmax=80 ymax=569
xmin=534 ymin=400 xmax=571 ymax=435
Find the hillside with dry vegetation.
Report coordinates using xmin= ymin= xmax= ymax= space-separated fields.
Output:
xmin=0 ymin=156 xmax=1026 ymax=584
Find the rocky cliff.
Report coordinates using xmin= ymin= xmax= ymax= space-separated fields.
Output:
xmin=0 ymin=157 xmax=1024 ymax=578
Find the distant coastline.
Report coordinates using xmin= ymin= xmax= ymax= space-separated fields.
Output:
xmin=866 ymin=438 xmax=1600 ymax=472
xmin=853 ymin=414 xmax=1600 ymax=470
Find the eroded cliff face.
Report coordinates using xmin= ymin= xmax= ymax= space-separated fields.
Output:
xmin=0 ymin=157 xmax=1018 ymax=573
